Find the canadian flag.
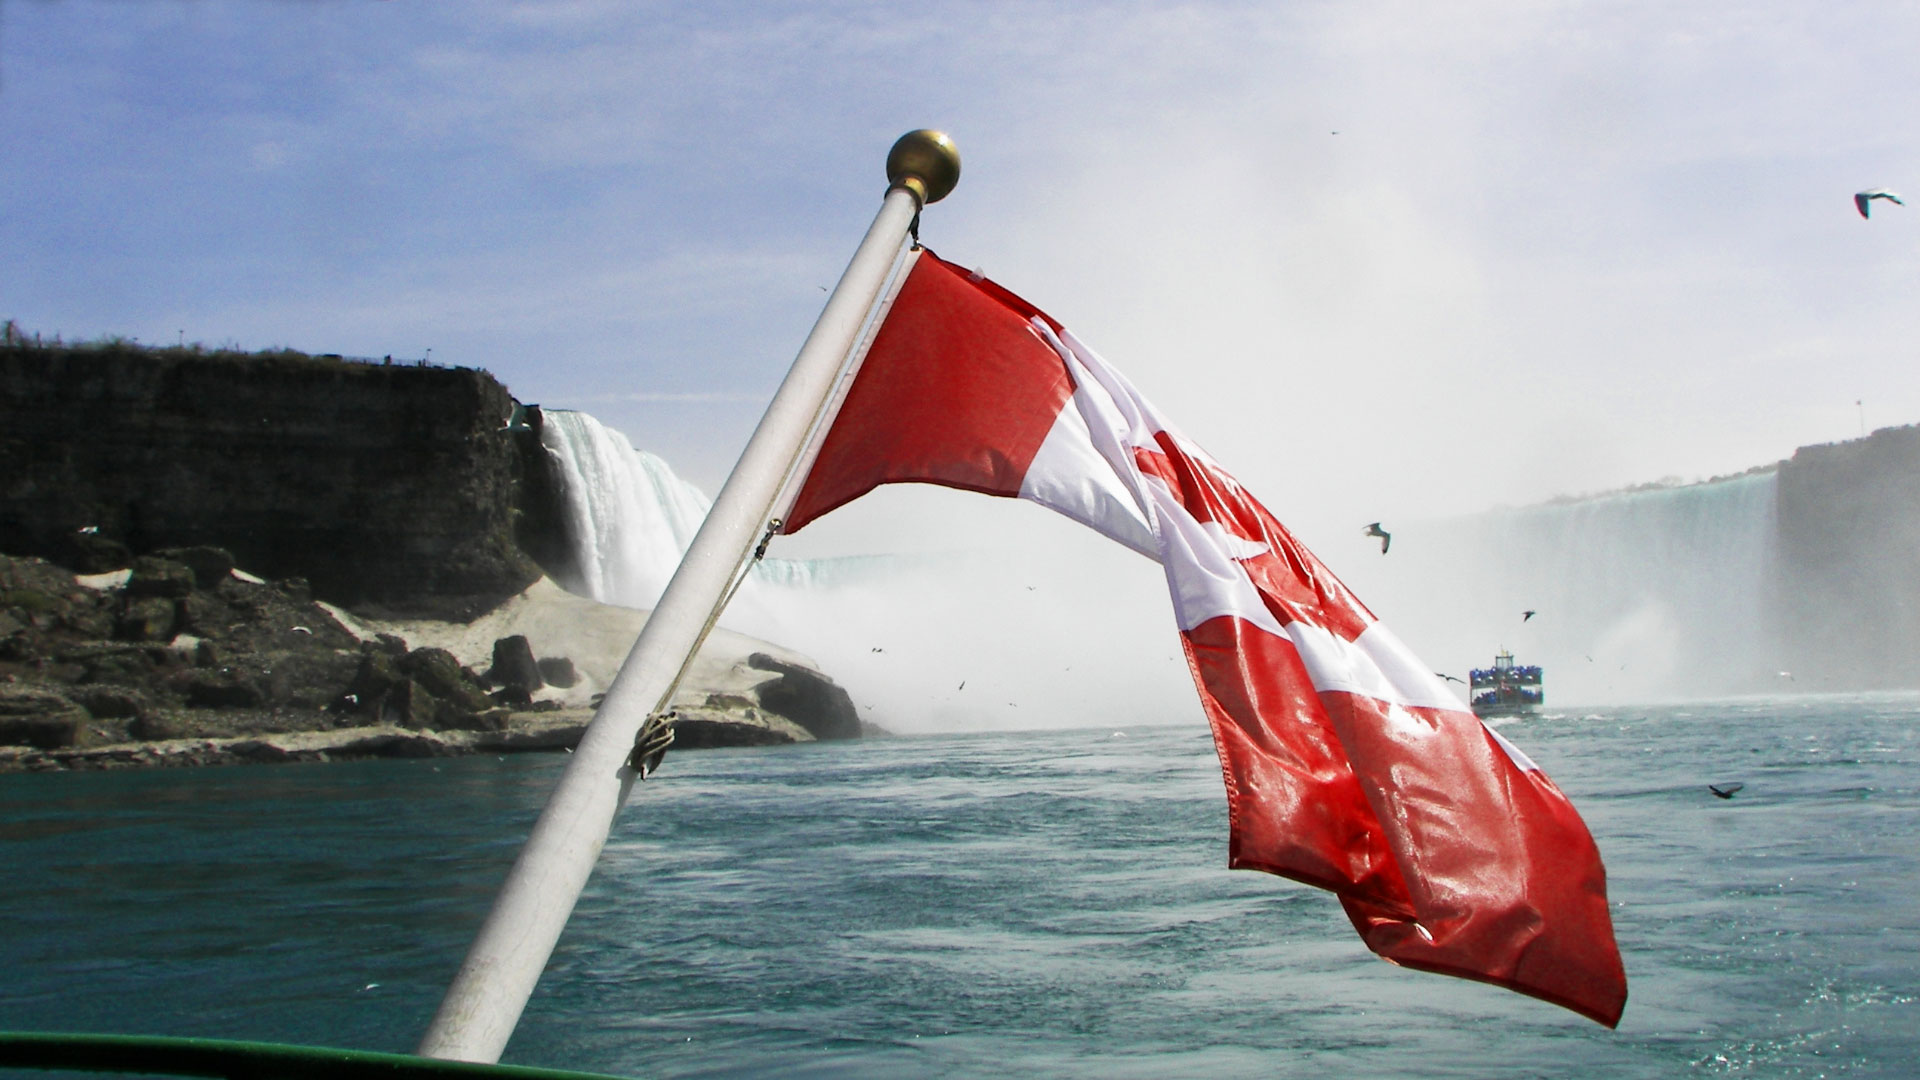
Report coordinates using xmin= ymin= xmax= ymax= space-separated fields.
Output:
xmin=779 ymin=248 xmax=1627 ymax=1026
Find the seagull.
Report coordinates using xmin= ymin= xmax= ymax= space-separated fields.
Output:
xmin=957 ymin=680 xmax=965 ymax=691
xmin=1522 ymin=610 xmax=1536 ymax=622
xmin=1708 ymin=783 xmax=1744 ymax=799
xmin=1855 ymin=189 xmax=1905 ymax=218
xmin=1435 ymin=672 xmax=1465 ymax=684
xmin=1362 ymin=522 xmax=1391 ymax=554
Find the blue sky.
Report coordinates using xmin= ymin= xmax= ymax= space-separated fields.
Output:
xmin=5 ymin=0 xmax=1918 ymax=558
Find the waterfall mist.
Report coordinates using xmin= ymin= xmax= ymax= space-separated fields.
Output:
xmin=1341 ymin=472 xmax=1784 ymax=705
xmin=542 ymin=409 xmax=1791 ymax=721
xmin=538 ymin=410 xmax=1198 ymax=734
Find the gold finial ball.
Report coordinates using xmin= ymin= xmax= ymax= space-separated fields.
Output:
xmin=886 ymin=129 xmax=961 ymax=204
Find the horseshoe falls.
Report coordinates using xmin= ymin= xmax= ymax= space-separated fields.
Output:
xmin=1348 ymin=472 xmax=1784 ymax=705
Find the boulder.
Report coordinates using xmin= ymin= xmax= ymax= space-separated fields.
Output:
xmin=185 ymin=672 xmax=266 ymax=708
xmin=59 ymin=532 xmax=132 ymax=574
xmin=58 ymin=596 xmax=116 ymax=639
xmin=491 ymin=685 xmax=535 ymax=710
xmin=535 ymin=656 xmax=578 ymax=688
xmin=339 ymin=646 xmax=496 ymax=729
xmin=260 ymin=649 xmax=360 ymax=710
xmin=175 ymin=594 xmax=218 ymax=635
xmin=747 ymin=652 xmax=861 ymax=741
xmin=128 ymin=713 xmax=179 ymax=741
xmin=2 ymin=588 xmax=62 ymax=618
xmin=152 ymin=546 xmax=236 ymax=590
xmin=668 ymin=704 xmax=813 ymax=748
xmin=59 ymin=644 xmax=154 ymax=683
xmin=389 ymin=679 xmax=438 ymax=729
xmin=116 ymin=596 xmax=178 ymax=642
xmin=0 ymin=688 xmax=89 ymax=748
xmin=340 ymin=648 xmax=404 ymax=715
xmin=486 ymin=635 xmax=543 ymax=693
xmin=402 ymin=648 xmax=494 ymax=714
xmin=125 ymin=557 xmax=196 ymax=599
xmin=75 ymin=685 xmax=145 ymax=719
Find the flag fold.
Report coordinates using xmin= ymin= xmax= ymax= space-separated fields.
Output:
xmin=780 ymin=248 xmax=1627 ymax=1026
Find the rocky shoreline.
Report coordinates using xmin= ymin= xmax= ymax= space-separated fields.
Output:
xmin=1 ymin=549 xmax=870 ymax=773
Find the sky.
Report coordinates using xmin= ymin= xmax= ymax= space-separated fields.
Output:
xmin=5 ymin=0 xmax=1918 ymax=568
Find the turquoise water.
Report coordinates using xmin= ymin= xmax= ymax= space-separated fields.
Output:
xmin=3 ymin=696 xmax=1918 ymax=1078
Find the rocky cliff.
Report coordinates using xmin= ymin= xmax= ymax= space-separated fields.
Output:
xmin=0 ymin=342 xmax=548 ymax=620
xmin=1774 ymin=424 xmax=1920 ymax=686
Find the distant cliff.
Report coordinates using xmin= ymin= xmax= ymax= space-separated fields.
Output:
xmin=0 ymin=343 xmax=562 ymax=619
xmin=1774 ymin=424 xmax=1920 ymax=686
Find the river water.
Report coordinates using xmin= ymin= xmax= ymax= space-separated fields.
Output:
xmin=3 ymin=695 xmax=1917 ymax=1078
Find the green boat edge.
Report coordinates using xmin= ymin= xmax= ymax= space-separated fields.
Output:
xmin=0 ymin=1032 xmax=635 ymax=1080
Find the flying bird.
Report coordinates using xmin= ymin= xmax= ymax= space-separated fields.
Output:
xmin=1435 ymin=672 xmax=1465 ymax=684
xmin=1362 ymin=522 xmax=1391 ymax=554
xmin=1708 ymin=783 xmax=1744 ymax=800
xmin=1855 ymin=189 xmax=1905 ymax=218
xmin=1522 ymin=610 xmax=1536 ymax=622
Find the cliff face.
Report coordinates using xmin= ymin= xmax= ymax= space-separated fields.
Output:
xmin=0 ymin=345 xmax=543 ymax=619
xmin=1774 ymin=424 xmax=1920 ymax=686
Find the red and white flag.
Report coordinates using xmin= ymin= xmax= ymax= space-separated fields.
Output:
xmin=778 ymin=248 xmax=1628 ymax=1026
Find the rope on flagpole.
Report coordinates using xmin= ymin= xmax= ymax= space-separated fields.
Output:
xmin=627 ymin=515 xmax=780 ymax=778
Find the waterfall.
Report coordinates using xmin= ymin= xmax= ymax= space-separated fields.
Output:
xmin=1349 ymin=471 xmax=1783 ymax=705
xmin=539 ymin=410 xmax=712 ymax=607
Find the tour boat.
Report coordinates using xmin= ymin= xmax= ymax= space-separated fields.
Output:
xmin=1469 ymin=649 xmax=1543 ymax=717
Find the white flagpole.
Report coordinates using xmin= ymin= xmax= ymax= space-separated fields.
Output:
xmin=417 ymin=131 xmax=961 ymax=1064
